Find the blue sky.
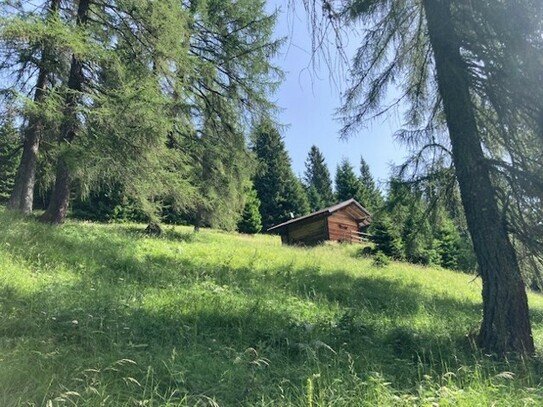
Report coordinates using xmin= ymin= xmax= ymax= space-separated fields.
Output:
xmin=267 ymin=1 xmax=409 ymax=189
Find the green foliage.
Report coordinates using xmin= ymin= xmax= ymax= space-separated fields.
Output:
xmin=1 ymin=210 xmax=543 ymax=405
xmin=0 ymin=119 xmax=20 ymax=202
xmin=372 ymin=250 xmax=390 ymax=267
xmin=335 ymin=158 xmax=363 ymax=203
xmin=335 ymin=158 xmax=365 ymax=203
xmin=71 ymin=187 xmax=146 ymax=223
xmin=381 ymin=176 xmax=476 ymax=271
xmin=434 ymin=220 xmax=462 ymax=270
xmin=252 ymin=119 xmax=310 ymax=230
xmin=0 ymin=0 xmax=282 ymax=225
xmin=305 ymin=185 xmax=324 ymax=213
xmin=185 ymin=94 xmax=254 ymax=231
xmin=237 ymin=185 xmax=262 ymax=234
xmin=370 ymin=213 xmax=403 ymax=259
xmin=303 ymin=145 xmax=335 ymax=211
xmin=358 ymin=156 xmax=383 ymax=211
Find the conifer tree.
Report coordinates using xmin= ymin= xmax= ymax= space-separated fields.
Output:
xmin=2 ymin=0 xmax=61 ymax=214
xmin=370 ymin=214 xmax=403 ymax=259
xmin=237 ymin=186 xmax=263 ymax=234
xmin=303 ymin=145 xmax=334 ymax=211
xmin=0 ymin=118 xmax=20 ymax=203
xmin=252 ymin=119 xmax=309 ymax=231
xmin=305 ymin=185 xmax=324 ymax=213
xmin=386 ymin=178 xmax=434 ymax=264
xmin=39 ymin=0 xmax=91 ymax=224
xmin=359 ymin=156 xmax=383 ymax=211
xmin=335 ymin=159 xmax=363 ymax=203
xmin=300 ymin=0 xmax=539 ymax=354
xmin=188 ymin=92 xmax=253 ymax=231
xmin=1 ymin=0 xmax=281 ymax=228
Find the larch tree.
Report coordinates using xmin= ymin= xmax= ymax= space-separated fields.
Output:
xmin=182 ymin=0 xmax=282 ymax=231
xmin=423 ymin=0 xmax=533 ymax=354
xmin=39 ymin=0 xmax=91 ymax=224
xmin=1 ymin=0 xmax=282 ymax=228
xmin=299 ymin=0 xmax=542 ymax=354
xmin=1 ymin=0 xmax=62 ymax=214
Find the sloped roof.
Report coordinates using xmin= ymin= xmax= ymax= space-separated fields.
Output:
xmin=267 ymin=198 xmax=371 ymax=232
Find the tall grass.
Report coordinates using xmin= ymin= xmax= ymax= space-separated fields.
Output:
xmin=1 ymin=208 xmax=543 ymax=405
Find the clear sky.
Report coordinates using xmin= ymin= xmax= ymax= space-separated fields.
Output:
xmin=267 ymin=1 xmax=409 ymax=189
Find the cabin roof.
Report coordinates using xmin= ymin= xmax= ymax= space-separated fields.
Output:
xmin=267 ymin=198 xmax=371 ymax=232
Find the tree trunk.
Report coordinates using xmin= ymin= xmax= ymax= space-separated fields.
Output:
xmin=38 ymin=161 xmax=71 ymax=224
xmin=39 ymin=0 xmax=90 ymax=225
xmin=423 ymin=0 xmax=534 ymax=354
xmin=7 ymin=0 xmax=61 ymax=214
xmin=7 ymin=116 xmax=42 ymax=214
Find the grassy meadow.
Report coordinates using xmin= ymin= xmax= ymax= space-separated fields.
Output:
xmin=1 ymin=208 xmax=543 ymax=406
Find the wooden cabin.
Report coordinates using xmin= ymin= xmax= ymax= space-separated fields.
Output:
xmin=268 ymin=198 xmax=371 ymax=245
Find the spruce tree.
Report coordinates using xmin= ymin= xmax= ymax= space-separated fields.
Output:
xmin=306 ymin=185 xmax=324 ymax=213
xmin=303 ymin=145 xmax=334 ymax=210
xmin=359 ymin=156 xmax=383 ymax=211
xmin=370 ymin=214 xmax=403 ymax=260
xmin=237 ymin=185 xmax=263 ymax=234
xmin=335 ymin=159 xmax=363 ymax=203
xmin=0 ymin=119 xmax=20 ymax=203
xmin=252 ymin=119 xmax=309 ymax=231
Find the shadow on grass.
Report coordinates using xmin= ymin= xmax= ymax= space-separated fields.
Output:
xmin=1 ymin=218 xmax=539 ymax=405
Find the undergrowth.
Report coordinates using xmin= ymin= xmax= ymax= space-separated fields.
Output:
xmin=1 ymin=208 xmax=543 ymax=405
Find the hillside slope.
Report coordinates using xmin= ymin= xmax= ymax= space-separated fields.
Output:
xmin=1 ymin=209 xmax=543 ymax=406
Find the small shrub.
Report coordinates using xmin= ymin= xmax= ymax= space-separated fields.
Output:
xmin=356 ymin=245 xmax=374 ymax=258
xmin=373 ymin=251 xmax=390 ymax=267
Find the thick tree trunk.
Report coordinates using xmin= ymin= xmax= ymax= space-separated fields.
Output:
xmin=40 ymin=0 xmax=90 ymax=225
xmin=423 ymin=0 xmax=534 ymax=354
xmin=7 ymin=117 xmax=41 ymax=214
xmin=7 ymin=0 xmax=61 ymax=214
xmin=38 ymin=161 xmax=71 ymax=224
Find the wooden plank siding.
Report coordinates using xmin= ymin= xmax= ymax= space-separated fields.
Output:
xmin=285 ymin=215 xmax=327 ymax=245
xmin=327 ymin=207 xmax=361 ymax=243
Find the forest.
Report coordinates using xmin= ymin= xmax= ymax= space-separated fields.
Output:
xmin=0 ymin=0 xmax=543 ymax=403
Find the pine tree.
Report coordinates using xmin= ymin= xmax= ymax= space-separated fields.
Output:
xmin=252 ymin=119 xmax=309 ymax=231
xmin=335 ymin=159 xmax=363 ymax=203
xmin=303 ymin=145 xmax=334 ymax=210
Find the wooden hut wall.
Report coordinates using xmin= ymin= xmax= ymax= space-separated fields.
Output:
xmin=285 ymin=215 xmax=327 ymax=245
xmin=327 ymin=205 xmax=361 ymax=243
